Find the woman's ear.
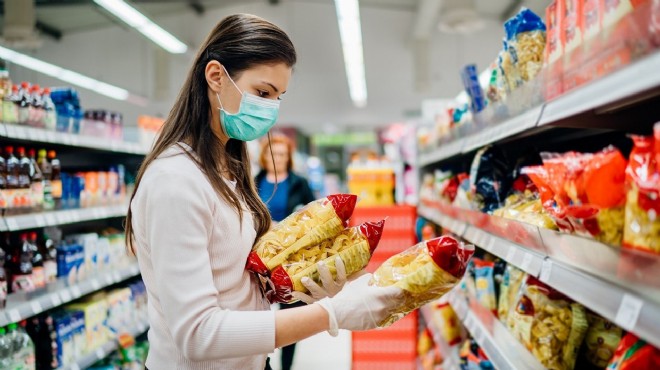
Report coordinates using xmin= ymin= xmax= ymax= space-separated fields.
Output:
xmin=205 ymin=60 xmax=225 ymax=94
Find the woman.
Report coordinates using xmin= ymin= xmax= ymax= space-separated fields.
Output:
xmin=256 ymin=135 xmax=317 ymax=370
xmin=126 ymin=14 xmax=401 ymax=370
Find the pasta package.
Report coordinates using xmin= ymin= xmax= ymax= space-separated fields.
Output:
xmin=498 ymin=265 xmax=526 ymax=322
xmin=474 ymin=259 xmax=498 ymax=316
xmin=247 ymin=194 xmax=357 ymax=275
xmin=371 ymin=235 xmax=475 ymax=327
xmin=268 ymin=220 xmax=385 ymax=303
xmin=502 ymin=8 xmax=547 ymax=87
xmin=432 ymin=302 xmax=462 ymax=346
xmin=508 ymin=276 xmax=588 ymax=370
xmin=623 ymin=129 xmax=660 ymax=253
xmin=583 ymin=314 xmax=623 ymax=368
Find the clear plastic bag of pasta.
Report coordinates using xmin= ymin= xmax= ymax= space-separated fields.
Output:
xmin=370 ymin=235 xmax=475 ymax=327
xmin=247 ymin=194 xmax=357 ymax=275
xmin=268 ymin=220 xmax=385 ymax=303
xmin=503 ymin=8 xmax=546 ymax=86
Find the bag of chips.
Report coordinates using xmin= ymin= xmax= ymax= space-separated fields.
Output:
xmin=247 ymin=194 xmax=358 ymax=275
xmin=508 ymin=276 xmax=589 ymax=370
xmin=268 ymin=220 xmax=385 ymax=303
xmin=607 ymin=333 xmax=660 ymax=370
xmin=583 ymin=313 xmax=623 ymax=368
xmin=371 ymin=235 xmax=475 ymax=327
xmin=623 ymin=127 xmax=660 ymax=253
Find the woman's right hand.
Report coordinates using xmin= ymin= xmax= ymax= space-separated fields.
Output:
xmin=316 ymin=274 xmax=403 ymax=336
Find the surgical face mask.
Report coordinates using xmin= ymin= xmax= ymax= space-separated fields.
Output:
xmin=216 ymin=66 xmax=280 ymax=141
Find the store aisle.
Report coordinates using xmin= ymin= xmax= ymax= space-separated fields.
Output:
xmin=269 ymin=331 xmax=352 ymax=370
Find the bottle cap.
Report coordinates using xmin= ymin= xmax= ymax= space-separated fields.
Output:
xmin=5 ymin=146 xmax=13 ymax=154
xmin=48 ymin=150 xmax=56 ymax=158
xmin=17 ymin=147 xmax=25 ymax=156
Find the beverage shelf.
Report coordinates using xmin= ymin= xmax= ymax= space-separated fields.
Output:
xmin=418 ymin=201 xmax=660 ymax=349
xmin=0 ymin=262 xmax=141 ymax=327
xmin=0 ymin=204 xmax=128 ymax=232
xmin=0 ymin=123 xmax=149 ymax=155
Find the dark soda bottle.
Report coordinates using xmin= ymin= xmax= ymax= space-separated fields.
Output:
xmin=0 ymin=242 xmax=6 ymax=309
xmin=29 ymin=149 xmax=44 ymax=211
xmin=11 ymin=233 xmax=34 ymax=293
xmin=48 ymin=151 xmax=61 ymax=209
xmin=29 ymin=233 xmax=44 ymax=289
xmin=38 ymin=150 xmax=53 ymax=211
xmin=6 ymin=146 xmax=19 ymax=213
xmin=17 ymin=147 xmax=31 ymax=211
xmin=17 ymin=82 xmax=30 ymax=125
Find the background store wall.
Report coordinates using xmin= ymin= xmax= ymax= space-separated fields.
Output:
xmin=6 ymin=0 xmax=544 ymax=135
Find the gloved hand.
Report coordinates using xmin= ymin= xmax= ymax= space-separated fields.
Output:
xmin=316 ymin=274 xmax=403 ymax=336
xmin=291 ymin=257 xmax=348 ymax=304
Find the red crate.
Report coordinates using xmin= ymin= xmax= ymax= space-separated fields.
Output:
xmin=352 ymin=311 xmax=418 ymax=369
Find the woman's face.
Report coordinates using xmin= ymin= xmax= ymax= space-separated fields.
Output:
xmin=219 ymin=62 xmax=291 ymax=114
xmin=265 ymin=142 xmax=290 ymax=175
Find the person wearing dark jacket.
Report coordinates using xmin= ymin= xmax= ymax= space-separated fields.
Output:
xmin=255 ymin=134 xmax=315 ymax=370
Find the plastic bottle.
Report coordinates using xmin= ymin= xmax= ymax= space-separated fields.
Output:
xmin=7 ymin=323 xmax=20 ymax=367
xmin=0 ymin=327 xmax=12 ymax=369
xmin=3 ymin=85 xmax=19 ymax=124
xmin=0 ymin=244 xmax=6 ymax=309
xmin=41 ymin=236 xmax=57 ymax=284
xmin=28 ymin=84 xmax=43 ymax=128
xmin=38 ymin=150 xmax=53 ymax=211
xmin=48 ymin=151 xmax=62 ymax=209
xmin=0 ymin=69 xmax=9 ymax=123
xmin=6 ymin=146 xmax=19 ymax=213
xmin=11 ymin=234 xmax=34 ymax=293
xmin=17 ymin=82 xmax=31 ymax=125
xmin=41 ymin=88 xmax=56 ymax=131
xmin=28 ymin=149 xmax=43 ymax=211
xmin=15 ymin=321 xmax=36 ymax=369
xmin=29 ymin=233 xmax=44 ymax=290
xmin=0 ymin=148 xmax=6 ymax=192
xmin=17 ymin=147 xmax=31 ymax=211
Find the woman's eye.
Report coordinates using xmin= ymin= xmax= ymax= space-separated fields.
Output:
xmin=258 ymin=90 xmax=269 ymax=97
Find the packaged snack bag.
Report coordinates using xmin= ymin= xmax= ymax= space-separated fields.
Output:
xmin=247 ymin=194 xmax=357 ymax=275
xmin=583 ymin=313 xmax=623 ymax=368
xmin=508 ymin=276 xmax=588 ymax=370
xmin=469 ymin=146 xmax=513 ymax=213
xmin=606 ymin=333 xmax=660 ymax=370
xmin=623 ymin=128 xmax=660 ymax=253
xmin=268 ymin=220 xmax=385 ymax=303
xmin=432 ymin=302 xmax=462 ymax=346
xmin=474 ymin=259 xmax=498 ymax=315
xmin=498 ymin=265 xmax=526 ymax=322
xmin=371 ymin=235 xmax=475 ymax=327
xmin=503 ymin=8 xmax=547 ymax=86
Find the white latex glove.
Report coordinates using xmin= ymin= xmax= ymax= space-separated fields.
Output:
xmin=291 ymin=257 xmax=347 ymax=304
xmin=316 ymin=274 xmax=403 ymax=336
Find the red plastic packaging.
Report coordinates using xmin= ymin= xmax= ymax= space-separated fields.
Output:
xmin=607 ymin=333 xmax=660 ymax=370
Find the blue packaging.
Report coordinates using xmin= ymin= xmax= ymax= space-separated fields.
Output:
xmin=66 ymin=310 xmax=86 ymax=357
xmin=57 ymin=244 xmax=84 ymax=282
xmin=53 ymin=313 xmax=74 ymax=366
xmin=461 ymin=64 xmax=487 ymax=114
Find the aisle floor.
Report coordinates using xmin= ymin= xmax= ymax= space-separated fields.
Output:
xmin=269 ymin=330 xmax=352 ymax=370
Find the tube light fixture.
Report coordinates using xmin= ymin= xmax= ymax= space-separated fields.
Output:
xmin=0 ymin=45 xmax=131 ymax=101
xmin=334 ymin=0 xmax=367 ymax=108
xmin=94 ymin=0 xmax=188 ymax=54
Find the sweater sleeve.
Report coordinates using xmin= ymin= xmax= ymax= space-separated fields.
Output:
xmin=144 ymin=171 xmax=276 ymax=361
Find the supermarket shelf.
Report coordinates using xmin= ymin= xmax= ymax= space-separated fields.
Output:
xmin=419 ymin=201 xmax=660 ymax=349
xmin=59 ymin=319 xmax=150 ymax=370
xmin=0 ymin=262 xmax=141 ymax=327
xmin=0 ymin=123 xmax=149 ymax=155
xmin=419 ymin=305 xmax=460 ymax=370
xmin=461 ymin=106 xmax=542 ymax=153
xmin=447 ymin=292 xmax=546 ymax=370
xmin=1 ymin=204 xmax=128 ymax=232
xmin=540 ymin=51 xmax=660 ymax=125
xmin=419 ymin=139 xmax=465 ymax=167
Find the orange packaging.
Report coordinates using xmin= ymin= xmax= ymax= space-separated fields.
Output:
xmin=583 ymin=0 xmax=603 ymax=41
xmin=85 ymin=172 xmax=99 ymax=206
xmin=545 ymin=1 xmax=565 ymax=100
xmin=97 ymin=172 xmax=108 ymax=204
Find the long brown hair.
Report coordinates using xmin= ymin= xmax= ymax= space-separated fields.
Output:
xmin=125 ymin=14 xmax=297 ymax=254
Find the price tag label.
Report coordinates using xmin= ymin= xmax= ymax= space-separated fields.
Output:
xmin=34 ymin=215 xmax=46 ymax=227
xmin=486 ymin=237 xmax=496 ymax=252
xmin=615 ymin=294 xmax=644 ymax=331
xmin=71 ymin=211 xmax=80 ymax=222
xmin=96 ymin=348 xmax=105 ymax=360
xmin=60 ymin=290 xmax=72 ymax=302
xmin=35 ymin=130 xmax=47 ymax=142
xmin=8 ymin=309 xmax=21 ymax=323
xmin=6 ymin=218 xmax=18 ymax=231
xmin=540 ymin=260 xmax=553 ymax=283
xmin=31 ymin=301 xmax=43 ymax=314
xmin=112 ymin=271 xmax=121 ymax=283
xmin=5 ymin=125 xmax=16 ymax=137
xmin=506 ymin=246 xmax=517 ymax=262
xmin=45 ymin=131 xmax=56 ymax=142
xmin=50 ymin=293 xmax=62 ymax=306
xmin=71 ymin=286 xmax=82 ymax=298
xmin=91 ymin=279 xmax=101 ymax=290
xmin=71 ymin=364 xmax=81 ymax=370
xmin=45 ymin=213 xmax=56 ymax=225
xmin=105 ymin=274 xmax=114 ymax=285
xmin=521 ymin=253 xmax=533 ymax=272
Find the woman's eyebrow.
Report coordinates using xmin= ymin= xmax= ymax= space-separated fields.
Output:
xmin=262 ymin=81 xmax=285 ymax=94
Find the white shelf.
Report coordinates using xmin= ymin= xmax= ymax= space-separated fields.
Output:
xmin=0 ymin=124 xmax=149 ymax=155
xmin=0 ymin=262 xmax=141 ymax=327
xmin=419 ymin=201 xmax=660 ymax=349
xmin=58 ymin=319 xmax=149 ymax=370
xmin=1 ymin=205 xmax=127 ymax=232
xmin=417 ymin=51 xmax=660 ymax=167
xmin=447 ymin=292 xmax=546 ymax=370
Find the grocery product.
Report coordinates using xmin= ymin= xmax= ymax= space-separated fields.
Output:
xmin=494 ymin=191 xmax=557 ymax=230
xmin=469 ymin=146 xmax=512 ymax=213
xmin=432 ymin=302 xmax=462 ymax=346
xmin=502 ymin=8 xmax=547 ymax=86
xmin=0 ymin=244 xmax=6 ymax=309
xmin=461 ymin=64 xmax=487 ymax=114
xmin=497 ymin=264 xmax=525 ymax=322
xmin=247 ymin=194 xmax=357 ymax=274
xmin=606 ymin=333 xmax=660 ymax=369
xmin=268 ymin=220 xmax=384 ymax=303
xmin=11 ymin=233 xmax=36 ymax=293
xmin=623 ymin=128 xmax=660 ymax=253
xmin=508 ymin=276 xmax=588 ymax=370
xmin=371 ymin=235 xmax=474 ymax=327
xmin=473 ymin=259 xmax=497 ymax=315
xmin=49 ymin=151 xmax=62 ymax=209
xmin=582 ymin=313 xmax=623 ymax=368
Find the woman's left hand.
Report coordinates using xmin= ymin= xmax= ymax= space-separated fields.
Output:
xmin=291 ymin=257 xmax=349 ymax=304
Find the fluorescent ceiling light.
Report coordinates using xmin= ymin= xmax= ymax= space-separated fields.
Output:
xmin=94 ymin=0 xmax=188 ymax=54
xmin=334 ymin=0 xmax=367 ymax=108
xmin=0 ymin=45 xmax=131 ymax=101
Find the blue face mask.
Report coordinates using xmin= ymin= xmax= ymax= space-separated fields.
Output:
xmin=216 ymin=67 xmax=280 ymax=142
